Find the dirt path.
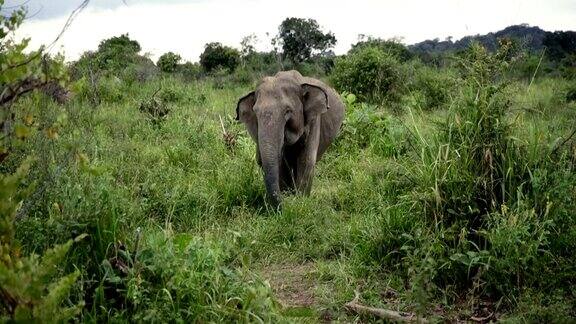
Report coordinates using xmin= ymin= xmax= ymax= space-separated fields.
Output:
xmin=259 ymin=263 xmax=318 ymax=308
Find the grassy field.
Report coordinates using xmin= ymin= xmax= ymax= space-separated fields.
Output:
xmin=5 ymin=48 xmax=576 ymax=322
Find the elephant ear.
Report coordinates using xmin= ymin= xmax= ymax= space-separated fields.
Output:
xmin=301 ymin=83 xmax=329 ymax=121
xmin=236 ymin=91 xmax=257 ymax=140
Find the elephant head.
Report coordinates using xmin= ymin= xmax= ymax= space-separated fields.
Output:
xmin=236 ymin=75 xmax=329 ymax=206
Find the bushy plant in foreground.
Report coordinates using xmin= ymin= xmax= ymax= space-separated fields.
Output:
xmin=96 ymin=231 xmax=281 ymax=322
xmin=0 ymin=4 xmax=84 ymax=320
xmin=335 ymin=93 xmax=408 ymax=157
xmin=380 ymin=41 xmax=576 ymax=314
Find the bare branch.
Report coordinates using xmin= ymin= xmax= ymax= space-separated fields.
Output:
xmin=344 ymin=290 xmax=429 ymax=323
xmin=1 ymin=0 xmax=90 ymax=74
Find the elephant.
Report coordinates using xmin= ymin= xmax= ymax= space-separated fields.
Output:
xmin=236 ymin=70 xmax=345 ymax=206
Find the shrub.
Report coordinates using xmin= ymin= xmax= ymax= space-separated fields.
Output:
xmin=130 ymin=56 xmax=160 ymax=83
xmin=157 ymin=52 xmax=182 ymax=73
xmin=336 ymin=93 xmax=408 ymax=157
xmin=177 ymin=62 xmax=203 ymax=81
xmin=139 ymin=91 xmax=170 ymax=125
xmin=0 ymin=3 xmax=83 ymax=321
xmin=566 ymin=83 xmax=576 ymax=102
xmin=200 ymin=42 xmax=240 ymax=73
xmin=331 ymin=46 xmax=405 ymax=105
xmin=100 ymin=231 xmax=281 ymax=322
xmin=349 ymin=36 xmax=413 ymax=62
xmin=230 ymin=66 xmax=254 ymax=85
xmin=242 ymin=51 xmax=281 ymax=75
xmin=386 ymin=41 xmax=576 ymax=310
xmin=96 ymin=34 xmax=141 ymax=71
xmin=409 ymin=64 xmax=455 ymax=110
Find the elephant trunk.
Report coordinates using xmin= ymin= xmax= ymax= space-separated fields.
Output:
xmin=258 ymin=120 xmax=284 ymax=207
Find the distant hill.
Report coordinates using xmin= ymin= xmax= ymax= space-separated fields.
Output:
xmin=409 ymin=24 xmax=576 ymax=61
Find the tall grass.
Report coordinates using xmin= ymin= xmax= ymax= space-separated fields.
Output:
xmin=6 ymin=48 xmax=576 ymax=322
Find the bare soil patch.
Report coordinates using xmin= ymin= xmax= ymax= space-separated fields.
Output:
xmin=260 ymin=263 xmax=317 ymax=308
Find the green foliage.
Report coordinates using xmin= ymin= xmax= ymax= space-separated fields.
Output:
xmin=350 ymin=36 xmax=413 ymax=62
xmin=543 ymin=30 xmax=576 ymax=61
xmin=408 ymin=63 xmax=456 ymax=110
xmin=72 ymin=75 xmax=126 ymax=104
xmin=99 ymin=231 xmax=280 ymax=322
xmin=566 ymin=83 xmax=576 ymax=102
xmin=96 ymin=34 xmax=141 ymax=71
xmin=139 ymin=89 xmax=171 ymax=125
xmin=69 ymin=34 xmax=157 ymax=86
xmin=0 ymin=7 xmax=67 ymax=155
xmin=277 ymin=17 xmax=336 ymax=64
xmin=0 ymin=4 xmax=82 ymax=320
xmin=5 ymin=25 xmax=576 ymax=323
xmin=156 ymin=51 xmax=182 ymax=73
xmin=200 ymin=42 xmax=240 ymax=73
xmin=559 ymin=53 xmax=576 ymax=79
xmin=379 ymin=41 xmax=576 ymax=313
xmin=335 ymin=93 xmax=407 ymax=157
xmin=331 ymin=46 xmax=405 ymax=105
xmin=177 ymin=61 xmax=202 ymax=81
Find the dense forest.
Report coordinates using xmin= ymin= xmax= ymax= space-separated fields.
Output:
xmin=2 ymin=3 xmax=576 ymax=322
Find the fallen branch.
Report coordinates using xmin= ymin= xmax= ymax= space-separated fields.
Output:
xmin=344 ymin=291 xmax=428 ymax=323
xmin=219 ymin=114 xmax=237 ymax=150
xmin=470 ymin=312 xmax=494 ymax=322
xmin=551 ymin=127 xmax=576 ymax=155
xmin=218 ymin=114 xmax=227 ymax=135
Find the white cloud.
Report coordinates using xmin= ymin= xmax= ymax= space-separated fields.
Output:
xmin=15 ymin=0 xmax=576 ymax=62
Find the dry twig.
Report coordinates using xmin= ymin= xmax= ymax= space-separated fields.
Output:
xmin=344 ymin=290 xmax=429 ymax=323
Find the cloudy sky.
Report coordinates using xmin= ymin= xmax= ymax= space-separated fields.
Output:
xmin=7 ymin=0 xmax=576 ymax=62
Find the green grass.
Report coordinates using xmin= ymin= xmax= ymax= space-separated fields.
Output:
xmin=7 ymin=63 xmax=576 ymax=322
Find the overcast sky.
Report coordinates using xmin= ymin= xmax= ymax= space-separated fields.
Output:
xmin=7 ymin=0 xmax=576 ymax=62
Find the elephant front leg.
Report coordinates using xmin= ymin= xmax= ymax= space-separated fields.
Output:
xmin=296 ymin=118 xmax=321 ymax=195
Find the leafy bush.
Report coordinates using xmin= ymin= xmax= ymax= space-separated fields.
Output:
xmin=96 ymin=34 xmax=141 ymax=71
xmin=70 ymin=34 xmax=153 ymax=83
xmin=200 ymin=42 xmax=240 ymax=73
xmin=566 ymin=83 xmax=576 ymax=102
xmin=242 ymin=51 xmax=281 ymax=75
xmin=349 ymin=36 xmax=413 ymax=62
xmin=100 ymin=231 xmax=280 ymax=322
xmin=157 ymin=52 xmax=182 ymax=73
xmin=177 ymin=62 xmax=203 ymax=81
xmin=139 ymin=91 xmax=170 ymax=125
xmin=0 ymin=3 xmax=83 ymax=322
xmin=122 ymin=55 xmax=160 ymax=84
xmin=381 ymin=41 xmax=576 ymax=310
xmin=336 ymin=93 xmax=408 ymax=157
xmin=72 ymin=76 xmax=125 ymax=104
xmin=331 ymin=46 xmax=405 ymax=105
xmin=409 ymin=64 xmax=455 ymax=110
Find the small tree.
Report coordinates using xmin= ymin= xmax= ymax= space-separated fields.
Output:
xmin=240 ymin=34 xmax=258 ymax=58
xmin=157 ymin=52 xmax=182 ymax=73
xmin=199 ymin=42 xmax=240 ymax=73
xmin=350 ymin=36 xmax=413 ymax=62
xmin=277 ymin=17 xmax=336 ymax=64
xmin=96 ymin=34 xmax=141 ymax=70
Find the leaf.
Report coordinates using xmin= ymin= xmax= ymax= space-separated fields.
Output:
xmin=23 ymin=114 xmax=34 ymax=126
xmin=14 ymin=124 xmax=30 ymax=139
xmin=46 ymin=127 xmax=59 ymax=140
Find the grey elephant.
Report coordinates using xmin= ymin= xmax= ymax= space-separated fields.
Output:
xmin=236 ymin=70 xmax=345 ymax=206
